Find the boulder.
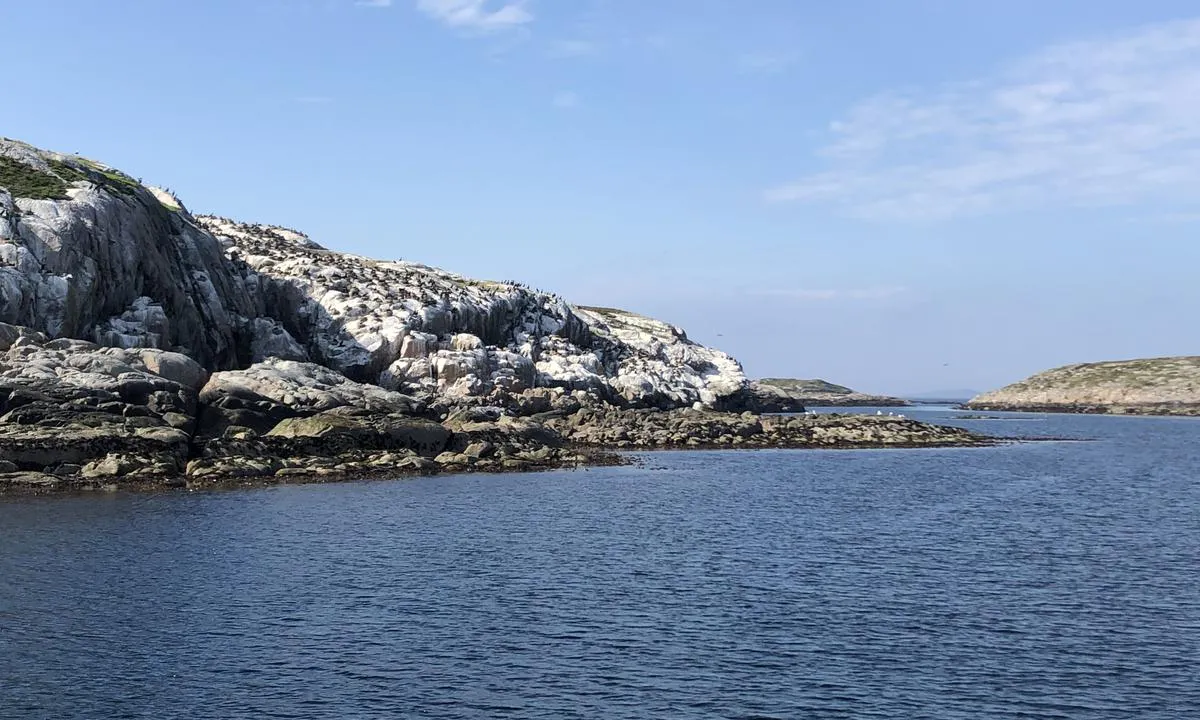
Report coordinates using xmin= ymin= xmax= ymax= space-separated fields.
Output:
xmin=463 ymin=441 xmax=494 ymax=459
xmin=138 ymin=350 xmax=208 ymax=390
xmin=265 ymin=412 xmax=450 ymax=456
xmin=200 ymin=359 xmax=421 ymax=415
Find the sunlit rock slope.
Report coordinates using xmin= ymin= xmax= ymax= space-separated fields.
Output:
xmin=0 ymin=136 xmax=746 ymax=409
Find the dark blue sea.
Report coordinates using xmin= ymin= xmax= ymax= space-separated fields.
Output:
xmin=2 ymin=408 xmax=1198 ymax=719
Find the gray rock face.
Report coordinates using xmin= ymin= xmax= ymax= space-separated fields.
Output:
xmin=0 ymin=322 xmax=202 ymax=482
xmin=265 ymin=412 xmax=452 ymax=456
xmin=197 ymin=216 xmax=747 ymax=408
xmin=967 ymin=356 xmax=1200 ymax=415
xmin=201 ymin=359 xmax=421 ymax=416
xmin=195 ymin=359 xmax=424 ymax=437
xmin=0 ymin=137 xmax=748 ymax=410
xmin=0 ymin=141 xmax=260 ymax=368
xmin=248 ymin=318 xmax=309 ymax=364
xmin=0 ymin=325 xmax=205 ymax=404
xmin=0 ymin=321 xmax=611 ymax=490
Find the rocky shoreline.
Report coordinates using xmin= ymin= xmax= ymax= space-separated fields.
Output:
xmin=0 ymin=323 xmax=992 ymax=495
xmin=963 ymin=402 xmax=1200 ymax=417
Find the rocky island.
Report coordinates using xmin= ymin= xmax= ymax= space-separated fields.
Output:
xmin=740 ymin=378 xmax=908 ymax=412
xmin=0 ymin=137 xmax=990 ymax=493
xmin=966 ymin=356 xmax=1200 ymax=416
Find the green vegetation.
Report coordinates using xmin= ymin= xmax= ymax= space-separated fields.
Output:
xmin=78 ymin=159 xmax=141 ymax=196
xmin=0 ymin=156 xmax=68 ymax=200
xmin=1033 ymin=357 xmax=1200 ymax=390
xmin=0 ymin=152 xmax=148 ymax=202
xmin=47 ymin=159 xmax=89 ymax=184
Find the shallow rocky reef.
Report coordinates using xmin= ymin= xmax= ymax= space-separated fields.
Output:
xmin=545 ymin=405 xmax=985 ymax=450
xmin=963 ymin=402 xmax=1200 ymax=417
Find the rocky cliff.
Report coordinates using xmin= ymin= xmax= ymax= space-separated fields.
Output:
xmin=0 ymin=137 xmax=745 ymax=410
xmin=0 ymin=141 xmax=257 ymax=369
xmin=966 ymin=356 xmax=1200 ymax=415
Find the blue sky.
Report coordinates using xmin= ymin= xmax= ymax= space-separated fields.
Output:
xmin=4 ymin=0 xmax=1200 ymax=394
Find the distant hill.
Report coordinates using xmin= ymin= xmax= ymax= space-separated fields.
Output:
xmin=744 ymin=378 xmax=908 ymax=411
xmin=759 ymin=378 xmax=856 ymax=395
xmin=966 ymin=356 xmax=1200 ymax=416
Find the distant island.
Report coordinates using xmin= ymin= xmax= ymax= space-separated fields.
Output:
xmin=966 ymin=356 xmax=1200 ymax=416
xmin=904 ymin=389 xmax=982 ymax=403
xmin=743 ymin=378 xmax=908 ymax=412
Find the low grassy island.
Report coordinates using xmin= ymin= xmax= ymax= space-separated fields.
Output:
xmin=966 ymin=356 xmax=1200 ymax=416
xmin=736 ymin=378 xmax=909 ymax=413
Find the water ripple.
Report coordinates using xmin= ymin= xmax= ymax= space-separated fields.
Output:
xmin=1 ymin=412 xmax=1198 ymax=719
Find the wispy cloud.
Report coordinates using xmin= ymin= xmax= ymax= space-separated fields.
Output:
xmin=552 ymin=91 xmax=580 ymax=109
xmin=355 ymin=0 xmax=393 ymax=7
xmin=767 ymin=18 xmax=1200 ymax=221
xmin=751 ymin=286 xmax=909 ymax=302
xmin=416 ymin=0 xmax=532 ymax=33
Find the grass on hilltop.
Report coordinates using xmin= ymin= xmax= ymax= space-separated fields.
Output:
xmin=1 ymin=154 xmax=145 ymax=201
xmin=0 ymin=156 xmax=68 ymax=200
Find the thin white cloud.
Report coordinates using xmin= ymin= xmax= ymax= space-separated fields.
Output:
xmin=416 ymin=0 xmax=532 ymax=33
xmin=355 ymin=0 xmax=393 ymax=7
xmin=767 ymin=18 xmax=1200 ymax=221
xmin=751 ymin=286 xmax=909 ymax=302
xmin=552 ymin=91 xmax=580 ymax=109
